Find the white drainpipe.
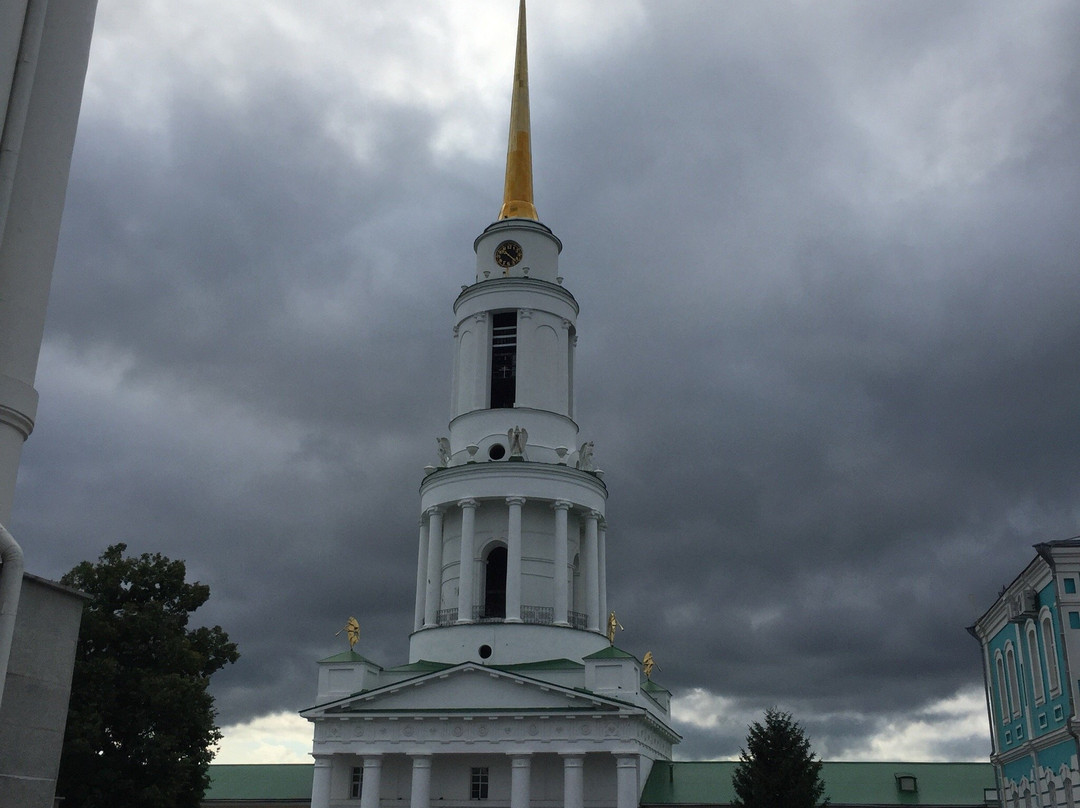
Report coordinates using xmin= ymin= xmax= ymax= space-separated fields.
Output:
xmin=0 ymin=522 xmax=24 ymax=712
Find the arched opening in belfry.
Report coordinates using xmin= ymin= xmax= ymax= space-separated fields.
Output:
xmin=483 ymin=545 xmax=507 ymax=619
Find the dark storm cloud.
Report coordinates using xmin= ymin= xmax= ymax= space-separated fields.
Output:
xmin=10 ymin=0 xmax=1080 ymax=758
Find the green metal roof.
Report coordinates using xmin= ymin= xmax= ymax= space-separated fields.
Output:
xmin=207 ymin=761 xmax=994 ymax=804
xmin=318 ymin=649 xmax=378 ymax=665
xmin=493 ymin=658 xmax=585 ymax=671
xmin=583 ymin=645 xmax=637 ymax=660
xmin=640 ymin=761 xmax=995 ymax=806
xmin=205 ymin=764 xmax=313 ymax=801
xmin=381 ymin=659 xmax=454 ymax=673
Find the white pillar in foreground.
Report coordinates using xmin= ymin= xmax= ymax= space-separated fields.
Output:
xmin=424 ymin=507 xmax=443 ymax=627
xmin=584 ymin=510 xmax=600 ymax=631
xmin=457 ymin=499 xmax=478 ymax=623
xmin=410 ymin=754 xmax=432 ymax=808
xmin=553 ymin=500 xmax=571 ymax=625
xmin=506 ymin=496 xmax=525 ymax=622
xmin=563 ymin=754 xmax=584 ymax=808
xmin=311 ymin=755 xmax=332 ymax=808
xmin=414 ymin=518 xmax=429 ymax=631
xmin=360 ymin=756 xmax=382 ymax=808
xmin=615 ymin=755 xmax=638 ymax=808
xmin=510 ymin=754 xmax=532 ymax=808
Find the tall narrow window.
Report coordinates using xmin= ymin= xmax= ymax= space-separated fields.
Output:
xmin=471 ymin=767 xmax=490 ymax=800
xmin=490 ymin=311 xmax=517 ymax=408
xmin=1042 ymin=613 xmax=1061 ymax=695
xmin=996 ymin=652 xmax=1010 ymax=720
xmin=350 ymin=767 xmax=363 ymax=799
xmin=483 ymin=546 xmax=507 ymax=619
xmin=1006 ymin=644 xmax=1021 ymax=717
xmin=1027 ymin=623 xmax=1045 ymax=704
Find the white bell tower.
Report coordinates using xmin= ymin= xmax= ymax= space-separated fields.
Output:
xmin=409 ymin=0 xmax=608 ymax=668
xmin=304 ymin=6 xmax=678 ymax=806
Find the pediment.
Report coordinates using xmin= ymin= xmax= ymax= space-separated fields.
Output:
xmin=306 ymin=662 xmax=631 ymax=718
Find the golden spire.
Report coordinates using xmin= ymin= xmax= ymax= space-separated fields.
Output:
xmin=498 ymin=0 xmax=538 ymax=220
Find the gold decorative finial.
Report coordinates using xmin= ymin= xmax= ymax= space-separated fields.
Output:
xmin=607 ymin=610 xmax=623 ymax=645
xmin=498 ymin=0 xmax=538 ymax=221
xmin=336 ymin=617 xmax=360 ymax=649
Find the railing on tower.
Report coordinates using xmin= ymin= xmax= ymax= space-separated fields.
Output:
xmin=436 ymin=608 xmax=458 ymax=626
xmin=521 ymin=605 xmax=554 ymax=625
xmin=568 ymin=611 xmax=588 ymax=630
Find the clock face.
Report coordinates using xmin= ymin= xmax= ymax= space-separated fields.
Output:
xmin=494 ymin=240 xmax=524 ymax=268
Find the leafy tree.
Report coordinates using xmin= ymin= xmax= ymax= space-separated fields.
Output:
xmin=732 ymin=708 xmax=828 ymax=808
xmin=57 ymin=543 xmax=239 ymax=808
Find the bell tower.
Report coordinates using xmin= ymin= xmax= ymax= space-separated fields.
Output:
xmin=304 ymin=6 xmax=678 ymax=806
xmin=409 ymin=0 xmax=608 ymax=668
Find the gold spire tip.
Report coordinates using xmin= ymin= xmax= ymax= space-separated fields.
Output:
xmin=498 ymin=0 xmax=538 ymax=221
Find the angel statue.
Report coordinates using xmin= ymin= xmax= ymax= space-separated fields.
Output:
xmin=643 ymin=651 xmax=657 ymax=679
xmin=508 ymin=425 xmax=528 ymax=457
xmin=436 ymin=437 xmax=452 ymax=467
xmin=336 ymin=617 xmax=360 ymax=649
xmin=607 ymin=610 xmax=623 ymax=645
xmin=576 ymin=440 xmax=595 ymax=471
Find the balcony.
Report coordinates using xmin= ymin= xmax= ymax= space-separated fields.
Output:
xmin=431 ymin=606 xmax=590 ymax=628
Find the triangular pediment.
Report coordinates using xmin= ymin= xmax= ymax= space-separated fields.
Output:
xmin=304 ymin=662 xmax=636 ymax=718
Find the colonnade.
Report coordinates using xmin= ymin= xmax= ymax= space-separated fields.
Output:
xmin=311 ymin=752 xmax=639 ymax=808
xmin=412 ymin=497 xmax=607 ymax=633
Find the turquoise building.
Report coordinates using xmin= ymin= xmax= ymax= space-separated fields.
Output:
xmin=971 ymin=538 xmax=1080 ymax=807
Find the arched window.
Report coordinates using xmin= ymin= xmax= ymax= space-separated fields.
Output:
xmin=1027 ymin=622 xmax=1045 ymax=704
xmin=1005 ymin=643 xmax=1021 ymax=718
xmin=1042 ymin=611 xmax=1061 ymax=696
xmin=996 ymin=651 xmax=1011 ymax=720
xmin=1064 ymin=777 xmax=1075 ymax=808
xmin=483 ymin=545 xmax=507 ymax=619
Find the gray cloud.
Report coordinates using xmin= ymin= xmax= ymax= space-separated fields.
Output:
xmin=10 ymin=0 xmax=1080 ymax=758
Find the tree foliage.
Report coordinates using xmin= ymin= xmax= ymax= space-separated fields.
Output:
xmin=732 ymin=708 xmax=828 ymax=808
xmin=58 ymin=543 xmax=239 ymax=808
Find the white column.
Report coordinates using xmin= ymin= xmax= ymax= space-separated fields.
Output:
xmin=414 ymin=518 xmax=429 ymax=631
xmin=553 ymin=501 xmax=571 ymax=625
xmin=424 ymin=507 xmax=444 ymax=627
xmin=457 ymin=499 xmax=478 ymax=623
xmin=506 ymin=496 xmax=525 ymax=622
xmin=615 ymin=755 xmax=638 ymax=808
xmin=584 ymin=510 xmax=600 ymax=631
xmin=597 ymin=519 xmax=608 ymax=621
xmin=410 ymin=755 xmax=432 ymax=808
xmin=562 ymin=754 xmax=584 ymax=808
xmin=510 ymin=754 xmax=532 ymax=808
xmin=360 ymin=756 xmax=382 ymax=808
xmin=472 ymin=312 xmax=489 ymax=409
xmin=311 ymin=755 xmax=332 ymax=808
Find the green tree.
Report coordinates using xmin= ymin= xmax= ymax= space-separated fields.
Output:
xmin=732 ymin=708 xmax=828 ymax=808
xmin=57 ymin=543 xmax=239 ymax=808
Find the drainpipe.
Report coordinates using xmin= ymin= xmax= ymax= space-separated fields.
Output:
xmin=0 ymin=0 xmax=51 ymax=245
xmin=0 ymin=521 xmax=24 ymax=712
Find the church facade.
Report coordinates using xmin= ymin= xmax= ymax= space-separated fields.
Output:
xmin=300 ymin=3 xmax=679 ymax=806
xmin=970 ymin=539 xmax=1080 ymax=807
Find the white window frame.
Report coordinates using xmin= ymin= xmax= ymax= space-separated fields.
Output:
xmin=1005 ymin=642 xmax=1022 ymax=718
xmin=1041 ymin=607 xmax=1062 ymax=697
xmin=1026 ymin=620 xmax=1045 ymax=705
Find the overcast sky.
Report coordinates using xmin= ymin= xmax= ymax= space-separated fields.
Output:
xmin=12 ymin=0 xmax=1080 ymax=763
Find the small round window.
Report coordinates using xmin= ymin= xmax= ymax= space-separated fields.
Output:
xmin=479 ymin=644 xmax=493 ymax=659
xmin=488 ymin=444 xmax=506 ymax=460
